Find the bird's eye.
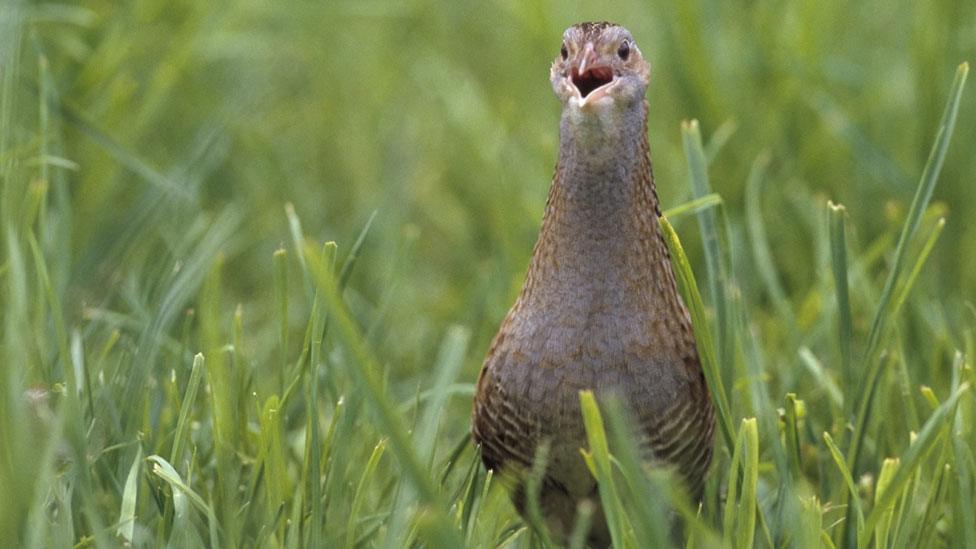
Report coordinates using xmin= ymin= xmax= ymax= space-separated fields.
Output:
xmin=617 ymin=40 xmax=630 ymax=60
xmin=560 ymin=44 xmax=568 ymax=60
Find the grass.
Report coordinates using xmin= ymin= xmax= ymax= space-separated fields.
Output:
xmin=2 ymin=1 xmax=976 ymax=547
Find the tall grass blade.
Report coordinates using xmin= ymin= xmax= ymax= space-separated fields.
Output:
xmin=524 ymin=441 xmax=555 ymax=548
xmin=603 ymin=397 xmax=672 ymax=548
xmin=170 ymin=353 xmax=205 ymax=471
xmin=416 ymin=326 xmax=470 ymax=465
xmin=660 ymin=215 xmax=735 ymax=451
xmin=567 ymin=500 xmax=596 ymax=549
xmin=682 ymin=120 xmax=729 ymax=380
xmin=784 ymin=394 xmax=803 ymax=480
xmin=259 ymin=394 xmax=288 ymax=536
xmin=274 ymin=248 xmax=289 ymax=393
xmin=117 ymin=445 xmax=142 ymax=544
xmin=859 ymin=383 xmax=971 ymax=547
xmin=859 ymin=63 xmax=968 ymax=380
xmin=337 ymin=209 xmax=378 ymax=290
xmin=346 ymin=439 xmax=387 ymax=549
xmin=148 ymin=455 xmax=217 ymax=547
xmin=723 ymin=418 xmax=759 ymax=549
xmin=798 ymin=347 xmax=843 ymax=408
xmin=578 ymin=391 xmax=630 ymax=548
xmin=952 ymin=411 xmax=976 ymax=549
xmin=891 ymin=217 xmax=945 ymax=320
xmin=841 ymin=63 xmax=968 ymax=547
xmin=827 ymin=202 xmax=854 ymax=412
xmin=874 ymin=458 xmax=900 ymax=548
xmin=662 ymin=193 xmax=723 ymax=221
xmin=302 ymin=241 xmax=461 ymax=545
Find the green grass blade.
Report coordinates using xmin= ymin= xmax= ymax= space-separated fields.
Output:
xmin=848 ymin=348 xmax=896 ymax=462
xmin=724 ymin=418 xmax=759 ymax=548
xmin=746 ymin=151 xmax=792 ymax=323
xmin=567 ymin=500 xmax=596 ymax=549
xmin=524 ymin=441 xmax=555 ymax=548
xmin=798 ymin=347 xmax=843 ymax=409
xmin=170 ymin=353 xmax=205 ymax=471
xmin=148 ymin=455 xmax=218 ymax=547
xmin=952 ymin=415 xmax=976 ymax=549
xmin=891 ymin=217 xmax=945 ymax=320
xmin=259 ymin=394 xmax=287 ymax=537
xmin=874 ymin=458 xmax=900 ymax=548
xmin=602 ymin=397 xmax=671 ymax=548
xmin=823 ymin=431 xmax=865 ymax=539
xmin=346 ymin=438 xmax=387 ymax=549
xmin=302 ymin=241 xmax=461 ymax=545
xmin=660 ymin=215 xmax=735 ymax=451
xmin=117 ymin=445 xmax=142 ymax=544
xmin=416 ymin=326 xmax=470 ymax=465
xmin=784 ymin=394 xmax=803 ymax=480
xmin=860 ymin=63 xmax=968 ymax=376
xmin=337 ymin=209 xmax=378 ymax=290
xmin=827 ymin=201 xmax=854 ymax=412
xmin=51 ymin=98 xmax=194 ymax=202
xmin=703 ymin=119 xmax=738 ymax=164
xmin=859 ymin=383 xmax=971 ymax=547
xmin=284 ymin=203 xmax=311 ymax=297
xmin=682 ymin=120 xmax=729 ymax=376
xmin=273 ymin=248 xmax=289 ymax=394
xmin=302 ymin=240 xmax=335 ymax=548
xmin=662 ymin=193 xmax=723 ymax=221
xmin=579 ymin=391 xmax=631 ymax=548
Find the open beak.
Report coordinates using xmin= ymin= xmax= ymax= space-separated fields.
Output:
xmin=570 ymin=42 xmax=614 ymax=102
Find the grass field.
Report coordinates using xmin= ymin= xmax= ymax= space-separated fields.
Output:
xmin=2 ymin=1 xmax=975 ymax=547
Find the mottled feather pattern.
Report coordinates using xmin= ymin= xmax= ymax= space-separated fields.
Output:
xmin=472 ymin=21 xmax=715 ymax=545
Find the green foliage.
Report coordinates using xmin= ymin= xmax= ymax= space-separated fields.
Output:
xmin=1 ymin=1 xmax=975 ymax=547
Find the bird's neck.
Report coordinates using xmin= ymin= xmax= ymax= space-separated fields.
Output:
xmin=524 ymin=100 xmax=667 ymax=288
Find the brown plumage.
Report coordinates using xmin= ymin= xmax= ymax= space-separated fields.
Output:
xmin=471 ymin=22 xmax=715 ymax=545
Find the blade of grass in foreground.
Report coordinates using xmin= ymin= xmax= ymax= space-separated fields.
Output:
xmin=723 ymin=418 xmax=759 ymax=549
xmin=822 ymin=432 xmax=865 ymax=536
xmin=662 ymin=193 xmax=723 ymax=221
xmin=843 ymin=64 xmax=968 ymax=546
xmin=116 ymin=445 xmax=142 ymax=545
xmin=660 ymin=215 xmax=735 ymax=451
xmin=273 ymin=248 xmax=288 ymax=393
xmin=890 ymin=217 xmax=945 ymax=320
xmin=302 ymin=241 xmax=461 ymax=546
xmin=170 ymin=353 xmax=205 ymax=471
xmin=682 ymin=120 xmax=729 ymax=384
xmin=303 ymin=240 xmax=334 ymax=548
xmin=346 ymin=439 xmax=387 ymax=549
xmin=148 ymin=455 xmax=218 ymax=547
xmin=258 ymin=394 xmax=288 ymax=539
xmin=873 ymin=458 xmax=900 ymax=549
xmin=579 ymin=391 xmax=630 ymax=548
xmin=827 ymin=202 xmax=853 ymax=413
xmin=951 ymin=384 xmax=976 ymax=548
xmin=416 ymin=326 xmax=471 ymax=465
xmin=524 ymin=442 xmax=555 ymax=548
xmin=602 ymin=398 xmax=672 ymax=548
xmin=858 ymin=383 xmax=971 ymax=548
xmin=857 ymin=62 xmax=968 ymax=395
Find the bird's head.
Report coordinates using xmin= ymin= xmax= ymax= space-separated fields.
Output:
xmin=551 ymin=22 xmax=649 ymax=114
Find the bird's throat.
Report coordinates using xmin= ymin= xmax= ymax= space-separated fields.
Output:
xmin=513 ymin=98 xmax=677 ymax=347
xmin=539 ymin=100 xmax=658 ymax=260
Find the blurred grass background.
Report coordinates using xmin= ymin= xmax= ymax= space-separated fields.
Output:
xmin=1 ymin=0 xmax=975 ymax=547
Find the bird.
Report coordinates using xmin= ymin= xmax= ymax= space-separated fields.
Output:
xmin=471 ymin=21 xmax=715 ymax=545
